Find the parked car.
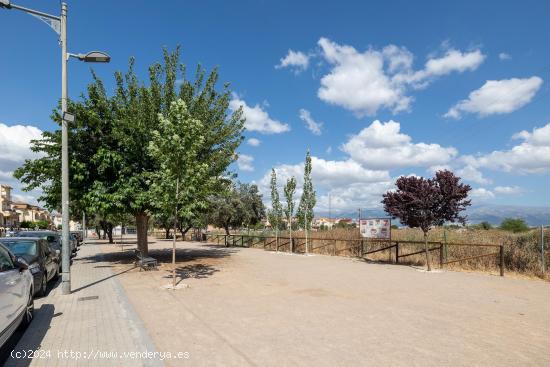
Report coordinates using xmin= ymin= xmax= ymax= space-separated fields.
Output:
xmin=0 ymin=237 xmax=60 ymax=297
xmin=70 ymin=231 xmax=83 ymax=245
xmin=69 ymin=232 xmax=81 ymax=248
xmin=17 ymin=230 xmax=75 ymax=257
xmin=0 ymin=243 xmax=34 ymax=348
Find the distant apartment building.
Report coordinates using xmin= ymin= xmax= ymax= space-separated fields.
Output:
xmin=312 ymin=217 xmax=354 ymax=229
xmin=0 ymin=183 xmax=54 ymax=229
xmin=0 ymin=184 xmax=19 ymax=228
xmin=52 ymin=213 xmax=62 ymax=229
xmin=12 ymin=202 xmax=51 ymax=224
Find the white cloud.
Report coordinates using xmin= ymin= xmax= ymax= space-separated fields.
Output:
xmin=341 ymin=120 xmax=458 ymax=170
xmin=317 ymin=38 xmax=411 ymax=117
xmin=494 ymin=186 xmax=522 ymax=195
xmin=12 ymin=193 xmax=39 ymax=205
xmin=456 ymin=165 xmax=492 ymax=185
xmin=315 ymin=38 xmax=485 ymax=116
xmin=0 ymin=122 xmax=45 ymax=206
xmin=468 ymin=122 xmax=550 ymax=174
xmin=237 ymin=154 xmax=254 ymax=172
xmin=0 ymin=123 xmax=43 ymax=169
xmin=445 ymin=77 xmax=543 ymax=119
xmin=247 ymin=138 xmax=261 ymax=147
xmin=298 ymin=109 xmax=322 ymax=135
xmin=229 ymin=95 xmax=290 ymax=134
xmin=326 ymin=146 xmax=332 ymax=154
xmin=0 ymin=122 xmax=43 ymax=191
xmin=259 ymin=156 xmax=390 ymax=191
xmin=412 ymin=49 xmax=485 ymax=83
xmin=276 ymin=49 xmax=310 ymax=73
xmin=499 ymin=52 xmax=511 ymax=60
xmin=316 ymin=181 xmax=394 ymax=213
xmin=470 ymin=188 xmax=495 ymax=200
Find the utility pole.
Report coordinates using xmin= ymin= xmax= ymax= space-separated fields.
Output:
xmin=1 ymin=1 xmax=110 ymax=295
xmin=82 ymin=212 xmax=86 ymax=244
xmin=59 ymin=2 xmax=71 ymax=295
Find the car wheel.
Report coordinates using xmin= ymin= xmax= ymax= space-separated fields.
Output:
xmin=37 ymin=273 xmax=47 ymax=297
xmin=18 ymin=289 xmax=34 ymax=330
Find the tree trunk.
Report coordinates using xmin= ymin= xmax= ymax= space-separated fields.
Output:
xmin=135 ymin=212 xmax=149 ymax=256
xmin=165 ymin=228 xmax=170 ymax=239
xmin=224 ymin=224 xmax=230 ymax=235
xmin=107 ymin=223 xmax=114 ymax=244
xmin=179 ymin=225 xmax=192 ymax=240
xmin=100 ymin=220 xmax=108 ymax=240
xmin=424 ymin=232 xmax=432 ymax=271
xmin=95 ymin=226 xmax=101 ymax=238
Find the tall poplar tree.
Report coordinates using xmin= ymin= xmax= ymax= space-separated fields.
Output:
xmin=269 ymin=169 xmax=283 ymax=251
xmin=297 ymin=151 xmax=316 ymax=230
xmin=284 ymin=177 xmax=297 ymax=253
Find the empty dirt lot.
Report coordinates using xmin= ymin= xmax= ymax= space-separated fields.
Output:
xmin=102 ymin=237 xmax=550 ymax=366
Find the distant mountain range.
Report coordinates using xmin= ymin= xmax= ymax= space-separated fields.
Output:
xmin=317 ymin=204 xmax=550 ymax=226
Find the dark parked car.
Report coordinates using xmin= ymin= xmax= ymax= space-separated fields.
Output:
xmin=69 ymin=232 xmax=80 ymax=249
xmin=70 ymin=231 xmax=83 ymax=245
xmin=0 ymin=237 xmax=60 ymax=297
xmin=0 ymin=243 xmax=34 ymax=348
xmin=17 ymin=230 xmax=74 ymax=259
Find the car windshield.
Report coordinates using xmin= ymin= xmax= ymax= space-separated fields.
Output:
xmin=0 ymin=240 xmax=38 ymax=257
xmin=18 ymin=232 xmax=52 ymax=239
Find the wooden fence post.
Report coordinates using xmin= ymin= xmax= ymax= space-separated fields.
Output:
xmin=395 ymin=242 xmax=399 ymax=263
xmin=439 ymin=243 xmax=444 ymax=268
xmin=500 ymin=245 xmax=504 ymax=276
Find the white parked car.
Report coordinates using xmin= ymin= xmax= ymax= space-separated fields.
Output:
xmin=0 ymin=243 xmax=34 ymax=348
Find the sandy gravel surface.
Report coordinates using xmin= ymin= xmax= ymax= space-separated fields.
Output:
xmin=102 ymin=236 xmax=550 ymax=367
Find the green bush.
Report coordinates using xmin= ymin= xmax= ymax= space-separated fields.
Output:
xmin=20 ymin=220 xmax=50 ymax=229
xmin=500 ymin=218 xmax=529 ymax=233
xmin=473 ymin=221 xmax=492 ymax=230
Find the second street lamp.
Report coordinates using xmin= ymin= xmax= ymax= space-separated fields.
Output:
xmin=1 ymin=1 xmax=110 ymax=294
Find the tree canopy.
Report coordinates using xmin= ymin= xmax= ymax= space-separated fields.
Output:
xmin=382 ymin=170 xmax=471 ymax=270
xmin=207 ymin=182 xmax=265 ymax=235
xmin=14 ymin=48 xmax=245 ymax=252
xmin=500 ymin=218 xmax=530 ymax=233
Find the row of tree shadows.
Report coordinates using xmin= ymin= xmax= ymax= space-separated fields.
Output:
xmin=0 ymin=240 xmax=236 ymax=365
xmin=78 ymin=240 xmax=238 ymax=286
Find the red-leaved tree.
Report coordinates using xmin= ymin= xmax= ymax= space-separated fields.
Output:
xmin=382 ymin=170 xmax=471 ymax=271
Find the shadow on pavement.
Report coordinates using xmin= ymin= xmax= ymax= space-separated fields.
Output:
xmin=163 ymin=263 xmax=220 ymax=284
xmin=70 ymin=266 xmax=136 ymax=294
xmin=72 ymin=242 xmax=238 ymax=289
xmin=0 ymin=303 xmax=55 ymax=367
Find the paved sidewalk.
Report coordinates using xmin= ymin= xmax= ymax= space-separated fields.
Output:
xmin=6 ymin=240 xmax=163 ymax=367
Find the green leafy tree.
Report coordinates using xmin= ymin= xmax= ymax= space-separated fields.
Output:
xmin=17 ymin=48 xmax=243 ymax=254
xmin=500 ymin=218 xmax=529 ymax=233
xmin=296 ymin=151 xmax=316 ymax=252
xmin=269 ymin=169 xmax=283 ymax=249
xmin=148 ymin=98 xmax=210 ymax=235
xmin=208 ymin=182 xmax=264 ymax=235
xmin=14 ymin=73 xmax=122 ymax=242
xmin=238 ymin=183 xmax=266 ymax=230
xmin=284 ymin=177 xmax=297 ymax=252
xmin=475 ymin=221 xmax=493 ymax=230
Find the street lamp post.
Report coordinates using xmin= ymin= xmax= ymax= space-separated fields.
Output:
xmin=1 ymin=1 xmax=110 ymax=294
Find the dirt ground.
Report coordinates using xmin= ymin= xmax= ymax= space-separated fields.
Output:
xmin=101 ymin=236 xmax=550 ymax=367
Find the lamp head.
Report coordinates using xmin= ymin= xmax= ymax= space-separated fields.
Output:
xmin=79 ymin=51 xmax=110 ymax=63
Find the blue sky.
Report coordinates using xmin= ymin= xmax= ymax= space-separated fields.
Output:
xmin=1 ymin=0 xmax=550 ymax=214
